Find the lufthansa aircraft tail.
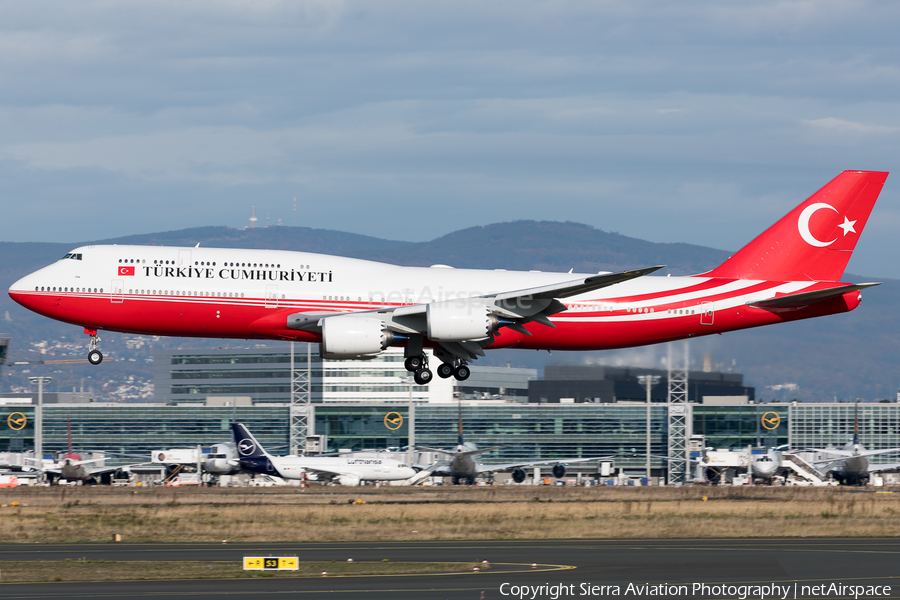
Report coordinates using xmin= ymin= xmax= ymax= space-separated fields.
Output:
xmin=704 ymin=171 xmax=888 ymax=282
xmin=232 ymin=422 xmax=275 ymax=474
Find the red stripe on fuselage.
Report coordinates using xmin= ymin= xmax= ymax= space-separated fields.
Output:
xmin=8 ymin=282 xmax=861 ymax=352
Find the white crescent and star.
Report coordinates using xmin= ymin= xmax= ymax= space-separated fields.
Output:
xmin=797 ymin=203 xmax=857 ymax=247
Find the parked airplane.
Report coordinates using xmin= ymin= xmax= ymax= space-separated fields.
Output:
xmin=43 ymin=418 xmax=143 ymax=484
xmin=808 ymin=401 xmax=900 ymax=485
xmin=232 ymin=422 xmax=417 ymax=486
xmin=749 ymin=448 xmax=780 ymax=481
xmin=203 ymin=442 xmax=241 ymax=476
xmin=8 ymin=171 xmax=887 ymax=384
xmin=416 ymin=404 xmax=607 ymax=484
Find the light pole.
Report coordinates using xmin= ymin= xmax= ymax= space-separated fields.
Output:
xmin=401 ymin=377 xmax=414 ymax=467
xmin=29 ymin=376 xmax=52 ymax=466
xmin=637 ymin=375 xmax=660 ymax=480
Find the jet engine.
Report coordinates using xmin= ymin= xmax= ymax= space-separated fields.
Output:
xmin=551 ymin=463 xmax=566 ymax=479
xmin=321 ymin=316 xmax=396 ymax=359
xmin=511 ymin=468 xmax=527 ymax=483
xmin=426 ymin=300 xmax=498 ymax=341
xmin=335 ymin=474 xmax=361 ymax=487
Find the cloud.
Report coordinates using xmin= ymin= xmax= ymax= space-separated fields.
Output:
xmin=0 ymin=0 xmax=899 ymax=277
xmin=802 ymin=117 xmax=900 ymax=135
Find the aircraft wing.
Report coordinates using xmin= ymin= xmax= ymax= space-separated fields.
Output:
xmin=809 ymin=448 xmax=900 ymax=464
xmin=88 ymin=463 xmax=151 ymax=476
xmin=408 ymin=461 xmax=452 ymax=482
xmin=747 ymin=283 xmax=880 ymax=309
xmin=416 ymin=445 xmax=507 ymax=459
xmin=283 ymin=266 xmax=664 ymax=359
xmin=869 ymin=462 xmax=900 ymax=473
xmin=478 ymin=456 xmax=614 ymax=473
xmin=293 ymin=465 xmax=344 ymax=478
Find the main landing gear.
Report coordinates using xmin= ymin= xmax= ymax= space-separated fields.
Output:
xmin=85 ymin=328 xmax=103 ymax=365
xmin=404 ymin=354 xmax=470 ymax=385
xmin=404 ymin=355 xmax=433 ymax=385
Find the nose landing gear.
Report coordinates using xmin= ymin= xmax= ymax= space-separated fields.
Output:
xmin=85 ymin=328 xmax=103 ymax=365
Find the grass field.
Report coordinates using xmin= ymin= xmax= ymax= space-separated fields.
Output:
xmin=1 ymin=485 xmax=899 ymax=544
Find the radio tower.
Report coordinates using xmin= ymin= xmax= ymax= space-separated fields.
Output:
xmin=249 ymin=206 xmax=258 ymax=228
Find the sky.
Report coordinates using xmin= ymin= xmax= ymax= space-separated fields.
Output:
xmin=1 ymin=1 xmax=899 ymax=277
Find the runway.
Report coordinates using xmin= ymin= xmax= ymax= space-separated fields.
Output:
xmin=1 ymin=538 xmax=898 ymax=599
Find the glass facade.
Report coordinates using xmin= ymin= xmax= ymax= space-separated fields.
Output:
xmin=1 ymin=406 xmax=34 ymax=453
xmin=154 ymin=347 xmax=451 ymax=404
xmin=692 ymin=405 xmax=789 ymax=450
xmin=42 ymin=406 xmax=288 ymax=465
xmin=314 ymin=405 xmax=409 ymax=451
xmin=415 ymin=404 xmax=669 ymax=469
xmin=4 ymin=401 xmax=899 ymax=473
xmin=791 ymin=403 xmax=900 ymax=466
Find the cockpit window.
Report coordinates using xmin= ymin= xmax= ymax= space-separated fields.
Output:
xmin=60 ymin=253 xmax=83 ymax=261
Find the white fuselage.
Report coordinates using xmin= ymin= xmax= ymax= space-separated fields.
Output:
xmin=267 ymin=455 xmax=416 ymax=482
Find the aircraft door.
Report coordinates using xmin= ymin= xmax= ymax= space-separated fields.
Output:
xmin=178 ymin=250 xmax=191 ymax=267
xmin=700 ymin=301 xmax=713 ymax=325
xmin=265 ymin=284 xmax=278 ymax=308
xmin=111 ymin=279 xmax=124 ymax=303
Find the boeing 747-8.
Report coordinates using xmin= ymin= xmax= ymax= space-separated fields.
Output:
xmin=9 ymin=171 xmax=888 ymax=384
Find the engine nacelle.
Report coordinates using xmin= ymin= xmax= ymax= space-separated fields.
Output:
xmin=551 ymin=463 xmax=566 ymax=479
xmin=426 ymin=300 xmax=498 ymax=341
xmin=511 ymin=468 xmax=527 ymax=483
xmin=321 ymin=316 xmax=394 ymax=359
xmin=336 ymin=474 xmax=361 ymax=487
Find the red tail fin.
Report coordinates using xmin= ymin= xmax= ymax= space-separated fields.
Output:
xmin=705 ymin=171 xmax=888 ymax=281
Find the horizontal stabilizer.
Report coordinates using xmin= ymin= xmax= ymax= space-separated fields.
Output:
xmin=746 ymin=283 xmax=880 ymax=309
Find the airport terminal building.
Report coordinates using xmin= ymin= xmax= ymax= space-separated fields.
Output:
xmin=3 ymin=398 xmax=900 ymax=478
xmin=3 ymin=345 xmax=899 ymax=479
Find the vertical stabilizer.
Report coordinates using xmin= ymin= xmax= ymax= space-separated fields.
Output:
xmin=854 ymin=399 xmax=860 ymax=446
xmin=232 ymin=422 xmax=269 ymax=459
xmin=705 ymin=171 xmax=888 ymax=281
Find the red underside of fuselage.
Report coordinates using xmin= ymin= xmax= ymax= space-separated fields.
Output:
xmin=8 ymin=287 xmax=858 ymax=352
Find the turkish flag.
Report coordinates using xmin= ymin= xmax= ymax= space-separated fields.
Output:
xmin=118 ymin=266 xmax=135 ymax=276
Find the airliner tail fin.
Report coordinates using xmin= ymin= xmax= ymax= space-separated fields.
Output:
xmin=705 ymin=171 xmax=888 ymax=281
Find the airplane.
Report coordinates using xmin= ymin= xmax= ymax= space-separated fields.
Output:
xmin=416 ymin=404 xmax=609 ymax=484
xmin=203 ymin=442 xmax=241 ymax=477
xmin=806 ymin=401 xmax=900 ymax=485
xmin=42 ymin=418 xmax=144 ymax=485
xmin=749 ymin=448 xmax=780 ymax=482
xmin=231 ymin=422 xmax=417 ymax=486
xmin=8 ymin=170 xmax=888 ymax=385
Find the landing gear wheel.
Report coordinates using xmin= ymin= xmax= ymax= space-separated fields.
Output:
xmin=88 ymin=350 xmax=103 ymax=365
xmin=453 ymin=364 xmax=471 ymax=381
xmin=413 ymin=368 xmax=433 ymax=385
xmin=436 ymin=363 xmax=454 ymax=379
xmin=404 ymin=356 xmax=423 ymax=372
